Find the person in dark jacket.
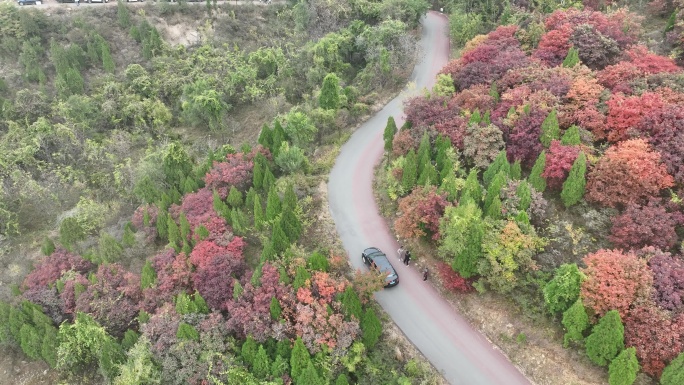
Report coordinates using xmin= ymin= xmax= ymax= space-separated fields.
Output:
xmin=403 ymin=249 xmax=411 ymax=265
xmin=423 ymin=267 xmax=429 ymax=281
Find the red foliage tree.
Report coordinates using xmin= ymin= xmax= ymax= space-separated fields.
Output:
xmin=506 ymin=107 xmax=546 ymax=167
xmin=580 ymin=249 xmax=653 ymax=319
xmin=131 ymin=204 xmax=159 ymax=244
xmin=533 ymin=26 xmax=573 ymax=67
xmin=452 ymin=84 xmax=495 ymax=113
xmin=542 ymin=140 xmax=580 ymax=190
xmin=436 ymin=262 xmax=474 ymax=292
xmin=22 ymin=248 xmax=94 ymax=291
xmin=627 ymin=45 xmax=681 ymax=75
xmin=433 ymin=116 xmax=467 ymax=150
xmin=605 ymin=92 xmax=664 ymax=142
xmin=391 ymin=129 xmax=420 ymax=157
xmin=60 ymin=273 xmax=89 ymax=317
xmin=22 ymin=286 xmax=66 ymax=324
xmin=609 ymin=201 xmax=679 ymax=251
xmin=189 ymin=236 xmax=246 ymax=270
xmin=311 ymin=271 xmax=345 ymax=305
xmin=638 ymin=104 xmax=684 ymax=185
xmin=624 ymin=304 xmax=684 ymax=377
xmin=586 ymin=139 xmax=674 ymax=208
xmin=204 ymin=152 xmax=254 ymax=196
xmin=144 ymin=249 xmax=194 ymax=309
xmin=597 ymin=62 xmax=643 ymax=94
xmin=192 ymin=252 xmax=245 ymax=310
xmin=403 ymin=95 xmax=452 ymax=128
xmin=75 ymin=263 xmax=142 ymax=337
xmin=172 ymin=188 xmax=218 ymax=232
xmin=648 ymin=251 xmax=684 ymax=312
xmin=394 ymin=186 xmax=452 ymax=240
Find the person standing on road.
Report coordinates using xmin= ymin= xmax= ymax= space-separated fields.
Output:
xmin=403 ymin=249 xmax=411 ymax=266
xmin=423 ymin=267 xmax=429 ymax=281
xmin=397 ymin=245 xmax=405 ymax=262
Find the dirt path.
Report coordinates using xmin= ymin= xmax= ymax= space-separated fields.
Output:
xmin=327 ymin=11 xmax=532 ymax=385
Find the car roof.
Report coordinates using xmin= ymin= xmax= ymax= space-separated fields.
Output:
xmin=369 ymin=254 xmax=395 ymax=273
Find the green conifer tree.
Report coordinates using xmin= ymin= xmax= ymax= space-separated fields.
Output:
xmin=233 ymin=280 xmax=244 ymax=300
xmin=335 ymin=373 xmax=350 ymax=385
xmin=452 ymin=212 xmax=484 ymax=279
xmin=121 ymin=329 xmax=139 ymax=351
xmin=262 ymin=167 xmax=276 ymax=191
xmin=155 ymin=207 xmax=168 ymax=241
xmin=258 ymin=123 xmax=273 ymax=150
xmin=252 ymin=158 xmax=264 ymax=190
xmin=20 ymin=324 xmax=43 ymax=360
xmin=167 ymin=214 xmax=181 ymax=252
xmin=122 ymin=222 xmax=135 ymax=248
xmin=176 ymin=322 xmax=199 ymax=341
xmin=469 ymin=109 xmax=482 ymax=125
xmin=283 ymin=184 xmax=298 ymax=212
xmin=662 ymin=351 xmax=684 ymax=385
xmin=540 ymin=109 xmax=560 ymax=147
xmin=461 ymin=169 xmax=482 ymax=204
xmin=245 ymin=187 xmax=257 ymax=211
xmin=140 ymin=260 xmax=156 ymax=290
xmin=271 ymin=120 xmax=287 ymax=158
xmin=251 ymin=263 xmax=264 ymax=288
xmin=271 ymin=219 xmax=290 ymax=254
xmin=608 ymin=347 xmax=639 ymax=385
xmin=416 ymin=132 xmax=431 ymax=177
xmin=562 ymin=299 xmax=589 ymax=347
xmin=252 ymin=345 xmax=272 ymax=379
xmin=561 ymin=125 xmax=581 ymax=145
xmin=297 ymin=360 xmax=321 ymax=385
xmin=383 ymin=116 xmax=398 ymax=155
xmin=175 ymin=292 xmax=197 ymax=315
xmin=293 ymin=266 xmax=311 ymax=290
xmin=361 ymin=308 xmax=382 ymax=349
xmin=510 ymin=160 xmax=521 ymax=180
xmin=585 ymin=310 xmax=624 ymax=367
xmin=179 ymin=212 xmax=191 ymax=244
xmin=265 ymin=186 xmax=282 ymax=222
xmin=307 ymin=251 xmax=329 ymax=272
xmin=484 ymin=171 xmax=507 ymax=210
xmin=401 ymin=149 xmax=418 ymax=195
xmin=319 ymin=73 xmax=340 ymax=110
xmin=562 ymin=47 xmax=580 ymax=68
xmin=253 ymin=195 xmax=265 ymax=231
xmin=271 ymin=354 xmax=289 ymax=378
xmin=483 ymin=151 xmax=509 ymax=187
xmin=290 ymin=337 xmax=310 ymax=380
xmin=227 ymin=186 xmax=243 ymax=208
xmin=561 ymin=152 xmax=587 ymax=207
xmin=482 ymin=110 xmax=491 ymax=125
xmin=270 ymin=297 xmax=282 ymax=320
xmin=529 ymin=151 xmax=547 ymax=192
xmin=41 ymin=324 xmax=58 ymax=368
xmin=418 ymin=162 xmax=439 ymax=186
xmin=41 ymin=238 xmax=55 ymax=256
xmin=489 ymin=81 xmax=500 ymax=102
xmin=486 ymin=195 xmax=503 ymax=219
xmin=439 ymin=171 xmax=459 ymax=202
xmin=340 ymin=286 xmax=362 ymax=321
xmin=516 ymin=180 xmax=532 ymax=212
xmin=241 ymin=336 xmax=258 ymax=366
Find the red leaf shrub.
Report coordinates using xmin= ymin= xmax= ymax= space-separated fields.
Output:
xmin=75 ymin=263 xmax=142 ymax=337
xmin=392 ymin=129 xmax=420 ymax=157
xmin=597 ymin=62 xmax=643 ymax=94
xmin=192 ymin=251 xmax=246 ymax=310
xmin=609 ymin=201 xmax=679 ymax=251
xmin=437 ymin=262 xmax=474 ymax=292
xmin=586 ymin=139 xmax=674 ymax=208
xmin=624 ymin=304 xmax=684 ymax=377
xmin=189 ymin=236 xmax=246 ymax=270
xmin=638 ymin=104 xmax=684 ymax=185
xmin=395 ymin=186 xmax=452 ymax=240
xmin=403 ymin=95 xmax=452 ymax=128
xmin=22 ymin=287 xmax=65 ymax=324
xmin=605 ymin=92 xmax=664 ymax=142
xmin=146 ymin=249 xmax=193 ymax=308
xmin=542 ymin=140 xmax=580 ymax=190
xmin=173 ymin=188 xmax=217 ymax=231
xmin=433 ymin=115 xmax=467 ymax=150
xmin=533 ymin=26 xmax=573 ymax=67
xmin=22 ymin=248 xmax=94 ymax=290
xmin=60 ymin=273 xmax=89 ymax=317
xmin=452 ymin=84 xmax=495 ymax=113
xmin=131 ymin=204 xmax=159 ymax=243
xmin=648 ymin=251 xmax=684 ymax=312
xmin=204 ymin=152 xmax=253 ymax=195
xmin=627 ymin=45 xmax=681 ymax=75
xmin=580 ymin=249 xmax=653 ymax=319
xmin=506 ymin=107 xmax=546 ymax=167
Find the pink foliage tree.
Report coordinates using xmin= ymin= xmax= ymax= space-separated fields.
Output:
xmin=648 ymin=250 xmax=684 ymax=312
xmin=542 ymin=140 xmax=580 ymax=190
xmin=204 ymin=152 xmax=254 ymax=196
xmin=22 ymin=248 xmax=94 ymax=291
xmin=609 ymin=201 xmax=679 ymax=251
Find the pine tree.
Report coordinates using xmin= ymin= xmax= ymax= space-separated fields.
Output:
xmin=283 ymin=183 xmax=298 ymax=211
xmin=20 ymin=324 xmax=43 ymax=360
xmin=179 ymin=212 xmax=191 ymax=244
xmin=416 ymin=132 xmax=431 ymax=177
xmin=482 ymin=110 xmax=491 ymax=125
xmin=469 ymin=109 xmax=482 ymax=125
xmin=510 ymin=160 xmax=521 ymax=180
xmin=262 ymin=167 xmax=276 ymax=191
xmin=252 ymin=157 xmax=264 ymax=190
xmin=258 ymin=123 xmax=273 ymax=150
xmin=290 ymin=337 xmax=310 ymax=380
xmin=662 ymin=352 xmax=684 ymax=385
xmin=293 ymin=266 xmax=311 ymax=290
xmin=271 ymin=354 xmax=289 ymax=378
xmin=121 ymin=329 xmax=139 ymax=351
xmin=233 ymin=280 xmax=244 ymax=300
xmin=562 ymin=47 xmax=580 ymax=68
xmin=245 ymin=187 xmax=257 ymax=211
xmin=489 ymin=81 xmax=500 ymax=102
xmin=383 ymin=116 xmax=398 ymax=154
xmin=560 ymin=152 xmax=586 ymax=208
xmin=585 ymin=310 xmax=624 ymax=367
xmin=9 ymin=303 xmax=28 ymax=341
xmin=227 ymin=186 xmax=243 ymax=208
xmin=265 ymin=186 xmax=282 ymax=221
xmin=529 ymin=151 xmax=547 ymax=192
xmin=41 ymin=324 xmax=58 ymax=368
xmin=241 ymin=335 xmax=258 ymax=366
xmin=319 ymin=73 xmax=340 ymax=110
xmin=418 ymin=162 xmax=439 ymax=186
xmin=486 ymin=195 xmax=502 ymax=219
xmin=251 ymin=263 xmax=264 ymax=287
xmin=272 ymin=119 xmax=287 ymax=158
xmin=270 ymin=297 xmax=282 ymax=320
xmin=340 ymin=286 xmax=362 ymax=321
xmin=307 ymin=251 xmax=329 ymax=272
xmin=231 ymin=208 xmax=246 ymax=235
xmin=361 ymin=308 xmax=382 ymax=349
xmin=540 ymin=109 xmax=560 ymax=147
xmin=155 ymin=206 xmax=168 ymax=240
xmin=516 ymin=180 xmax=532 ymax=212
xmin=213 ymin=189 xmax=231 ymax=222
xmin=175 ymin=292 xmax=197 ymax=315
xmin=41 ymin=238 xmax=55 ymax=256
xmin=608 ymin=347 xmax=638 ymax=385
xmin=562 ymin=299 xmax=589 ymax=347
xmin=561 ymin=125 xmax=581 ymax=145
xmin=439 ymin=171 xmax=459 ymax=202
xmin=195 ymin=225 xmax=209 ymax=241
xmin=483 ymin=151 xmax=509 ymax=187
xmin=167 ymin=214 xmax=181 ymax=252
xmin=460 ymin=169 xmax=482 ymax=204
xmin=261 ymin=240 xmax=276 ymax=262
xmin=276 ymin=338 xmax=292 ymax=361
xmin=122 ymin=222 xmax=135 ymax=248
xmin=252 ymin=345 xmax=272 ymax=379
xmin=297 ymin=360 xmax=321 ymax=385
xmin=193 ymin=292 xmax=209 ymax=314
xmin=177 ymin=322 xmax=199 ymax=341
xmin=453 ymin=211 xmax=484 ymax=279
xmin=271 ymin=219 xmax=290 ymax=254
xmin=484 ymin=171 xmax=507 ymax=210
xmin=253 ymin=195 xmax=265 ymax=231
xmin=140 ymin=260 xmax=157 ymax=290
xmin=401 ymin=149 xmax=418 ymax=195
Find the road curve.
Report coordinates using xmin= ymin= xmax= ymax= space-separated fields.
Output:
xmin=327 ymin=12 xmax=532 ymax=385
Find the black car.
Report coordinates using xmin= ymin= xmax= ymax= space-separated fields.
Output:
xmin=361 ymin=247 xmax=399 ymax=287
xmin=17 ymin=0 xmax=41 ymax=5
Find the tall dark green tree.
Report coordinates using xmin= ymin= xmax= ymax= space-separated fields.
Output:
xmin=241 ymin=335 xmax=258 ymax=366
xmin=461 ymin=169 xmax=482 ymax=204
xmin=340 ymin=286 xmax=362 ymax=321
xmin=271 ymin=219 xmax=290 ymax=254
xmin=482 ymin=151 xmax=509 ymax=187
xmin=41 ymin=324 xmax=58 ymax=368
xmin=319 ymin=73 xmax=341 ymax=110
xmin=361 ymin=308 xmax=382 ymax=349
xmin=227 ymin=186 xmax=243 ymax=208
xmin=265 ymin=186 xmax=282 ymax=221
xmin=140 ymin=260 xmax=157 ymax=290
xmin=418 ymin=162 xmax=439 ymax=186
xmin=561 ymin=152 xmax=587 ymax=208
xmin=510 ymin=160 xmax=521 ymax=180
xmin=270 ymin=297 xmax=282 ymax=320
xmin=543 ymin=263 xmax=583 ymax=314
xmin=283 ymin=183 xmax=298 ymax=211
xmin=176 ymin=323 xmax=199 ymax=341
xmin=271 ymin=119 xmax=287 ymax=158
xmin=416 ymin=131 xmax=431 ymax=177
xmin=253 ymin=194 xmax=265 ymax=231
xmin=20 ymin=324 xmax=43 ymax=360
xmin=290 ymin=337 xmax=310 ymax=380
xmin=258 ymin=123 xmax=273 ymax=150
xmin=516 ymin=180 xmax=532 ymax=212
xmin=540 ymin=109 xmax=560 ymax=147
xmin=484 ymin=171 xmax=507 ymax=211
xmin=252 ymin=345 xmax=271 ymax=379
xmin=297 ymin=361 xmax=322 ymax=385
xmin=262 ymin=167 xmax=276 ymax=190
xmin=529 ymin=151 xmax=547 ymax=192
xmin=585 ymin=310 xmax=624 ymax=367
xmin=401 ymin=150 xmax=418 ymax=194
xmin=383 ymin=116 xmax=398 ymax=155
xmin=167 ymin=214 xmax=181 ymax=252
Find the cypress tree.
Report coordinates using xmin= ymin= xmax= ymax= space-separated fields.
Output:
xmin=529 ymin=151 xmax=547 ymax=192
xmin=140 ymin=260 xmax=156 ymax=290
xmin=383 ymin=116 xmax=398 ymax=154
xmin=227 ymin=186 xmax=243 ymax=208
xmin=483 ymin=151 xmax=509 ymax=187
xmin=0 ymin=301 xmax=11 ymax=343
xmin=319 ymin=73 xmax=340 ymax=110
xmin=251 ymin=263 xmax=264 ymax=287
xmin=439 ymin=171 xmax=459 ymax=202
xmin=361 ymin=308 xmax=382 ymax=349
xmin=212 ymin=189 xmax=231 ymax=222
xmin=418 ymin=162 xmax=439 ymax=186
xmin=241 ymin=335 xmax=258 ymax=366
xmin=510 ymin=160 xmax=521 ymax=180
xmin=276 ymin=338 xmax=292 ymax=361
xmin=561 ymin=152 xmax=587 ymax=208
xmin=121 ymin=329 xmax=139 ymax=351
xmin=265 ymin=186 xmax=282 ymax=221
xmin=155 ymin=207 xmax=168 ymax=241
xmin=270 ymin=297 xmax=282 ymax=320
xmin=181 ymin=176 xmax=199 ymax=195
xmin=272 ymin=120 xmax=286 ymax=157
xmin=297 ymin=360 xmax=321 ymax=385
xmin=41 ymin=238 xmax=55 ymax=256
xmin=469 ymin=109 xmax=482 ymax=125
xmin=98 ymin=338 xmax=124 ymax=382
xmin=340 ymin=286 xmax=362 ymax=321
xmin=307 ymin=251 xmax=329 ymax=272
xmin=561 ymin=125 xmax=581 ymax=145
xmin=416 ymin=132 xmax=431 ymax=176
xmin=122 ymin=222 xmax=135 ymax=248
xmin=271 ymin=219 xmax=290 ymax=254
xmin=439 ymin=155 xmax=454 ymax=184
xmin=461 ymin=169 xmax=482 ymax=204
xmin=245 ymin=187 xmax=257 ymax=211
xmin=562 ymin=47 xmax=580 ymax=68
xmin=252 ymin=157 xmax=264 ymax=190
xmin=262 ymin=167 xmax=276 ymax=191
xmin=20 ymin=324 xmax=43 ymax=360
xmin=193 ymin=292 xmax=209 ymax=314
xmin=608 ymin=347 xmax=639 ymax=385
xmin=401 ymin=149 xmax=418 ymax=194
xmin=195 ymin=225 xmax=209 ymax=241
xmin=253 ymin=345 xmax=272 ymax=379
xmin=231 ymin=208 xmax=246 ymax=235
xmin=484 ymin=171 xmax=507 ymax=210
xmin=175 ymin=292 xmax=197 ymax=315
xmin=662 ymin=351 xmax=684 ymax=385
xmin=453 ymin=209 xmax=484 ymax=279
xmin=253 ymin=194 xmax=265 ymax=231
xmin=585 ymin=310 xmax=624 ymax=367
xmin=516 ymin=180 xmax=532 ymax=212
xmin=41 ymin=324 xmax=58 ymax=368
xmin=258 ymin=123 xmax=273 ymax=150
xmin=540 ymin=109 xmax=560 ymax=147
xmin=261 ymin=240 xmax=276 ymax=262
xmin=167 ymin=214 xmax=181 ymax=252
xmin=283 ymin=183 xmax=298 ymax=211
xmin=489 ymin=81 xmax=500 ymax=102
xmin=290 ymin=337 xmax=310 ymax=380
xmin=293 ymin=266 xmax=311 ymax=290
xmin=562 ymin=299 xmax=589 ymax=347
xmin=271 ymin=354 xmax=289 ymax=378
xmin=179 ymin=212 xmax=191 ymax=243
xmin=335 ymin=373 xmax=350 ymax=385
xmin=482 ymin=110 xmax=491 ymax=125
xmin=486 ymin=195 xmax=503 ymax=219
xmin=9 ymin=305 xmax=28 ymax=341
xmin=177 ymin=322 xmax=199 ymax=341
xmin=233 ymin=280 xmax=244 ymax=300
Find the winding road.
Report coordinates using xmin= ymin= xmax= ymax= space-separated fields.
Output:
xmin=328 ymin=11 xmax=532 ymax=385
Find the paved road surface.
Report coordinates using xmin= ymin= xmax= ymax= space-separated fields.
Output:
xmin=328 ymin=11 xmax=532 ymax=385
